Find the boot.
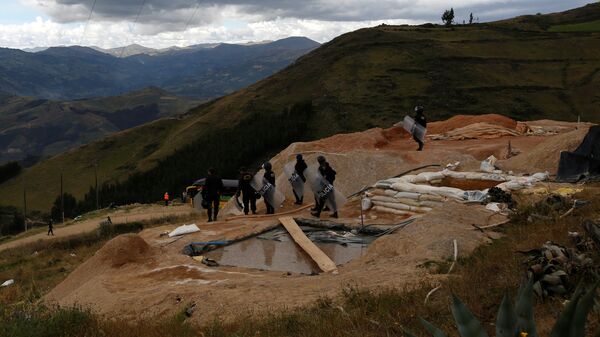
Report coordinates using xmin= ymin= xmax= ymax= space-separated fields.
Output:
xmin=331 ymin=212 xmax=338 ymax=219
xmin=311 ymin=210 xmax=321 ymax=218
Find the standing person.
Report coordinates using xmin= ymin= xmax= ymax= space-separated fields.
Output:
xmin=263 ymin=162 xmax=276 ymax=214
xmin=236 ymin=167 xmax=257 ymax=215
xmin=292 ymin=154 xmax=307 ymax=205
xmin=413 ymin=106 xmax=427 ymax=151
xmin=163 ymin=192 xmax=170 ymax=206
xmin=47 ymin=219 xmax=54 ymax=236
xmin=311 ymin=156 xmax=338 ymax=218
xmin=202 ymin=168 xmax=223 ymax=222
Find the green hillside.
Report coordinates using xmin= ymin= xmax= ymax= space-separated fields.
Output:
xmin=0 ymin=87 xmax=201 ymax=165
xmin=2 ymin=3 xmax=600 ymax=212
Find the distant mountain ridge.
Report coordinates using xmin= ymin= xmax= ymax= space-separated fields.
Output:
xmin=22 ymin=41 xmax=273 ymax=57
xmin=2 ymin=4 xmax=600 ymax=212
xmin=1 ymin=37 xmax=320 ymax=100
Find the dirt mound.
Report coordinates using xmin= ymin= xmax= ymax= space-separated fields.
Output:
xmin=96 ymin=234 xmax=152 ymax=268
xmin=428 ymin=114 xmax=517 ymax=134
xmin=429 ymin=122 xmax=521 ymax=140
xmin=45 ymin=234 xmax=155 ymax=305
xmin=298 ymin=127 xmax=402 ymax=152
xmin=500 ymin=127 xmax=590 ymax=174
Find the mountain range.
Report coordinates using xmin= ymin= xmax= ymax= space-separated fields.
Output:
xmin=1 ymin=3 xmax=599 ymax=212
xmin=1 ymin=37 xmax=320 ymax=100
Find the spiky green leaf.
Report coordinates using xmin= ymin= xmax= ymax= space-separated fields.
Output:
xmin=451 ymin=294 xmax=489 ymax=337
xmin=496 ymin=293 xmax=517 ymax=337
xmin=420 ymin=318 xmax=449 ymax=337
xmin=569 ymin=282 xmax=599 ymax=337
xmin=515 ymin=280 xmax=538 ymax=337
xmin=550 ymin=285 xmax=585 ymax=337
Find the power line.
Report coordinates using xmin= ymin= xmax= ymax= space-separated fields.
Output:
xmin=79 ymin=0 xmax=98 ymax=45
xmin=117 ymin=0 xmax=148 ymax=58
xmin=175 ymin=1 xmax=201 ymax=46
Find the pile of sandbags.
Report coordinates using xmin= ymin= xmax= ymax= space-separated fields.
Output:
xmin=364 ymin=169 xmax=550 ymax=216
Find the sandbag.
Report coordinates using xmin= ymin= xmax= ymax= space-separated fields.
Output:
xmin=375 ymin=181 xmax=393 ymax=189
xmin=418 ymin=194 xmax=445 ymax=202
xmin=394 ymin=192 xmax=421 ymax=200
xmin=371 ymin=195 xmax=401 ymax=204
xmin=391 ymin=182 xmax=465 ymax=200
xmin=372 ymin=206 xmax=415 ymax=216
xmin=414 ymin=171 xmax=445 ymax=183
xmin=371 ymin=200 xmax=411 ymax=211
xmin=371 ymin=200 xmax=432 ymax=213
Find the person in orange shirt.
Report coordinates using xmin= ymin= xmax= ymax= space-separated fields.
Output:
xmin=163 ymin=192 xmax=170 ymax=206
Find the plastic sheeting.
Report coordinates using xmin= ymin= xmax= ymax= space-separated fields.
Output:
xmin=251 ymin=174 xmax=285 ymax=209
xmin=169 ymin=224 xmax=200 ymax=237
xmin=305 ymin=166 xmax=347 ymax=212
xmin=557 ymin=125 xmax=600 ymax=182
xmin=1 ymin=279 xmax=14 ymax=287
xmin=284 ymin=162 xmax=305 ymax=201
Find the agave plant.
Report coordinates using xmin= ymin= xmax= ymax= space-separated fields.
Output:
xmin=404 ymin=280 xmax=598 ymax=337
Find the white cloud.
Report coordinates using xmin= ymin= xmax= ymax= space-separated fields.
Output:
xmin=0 ymin=0 xmax=592 ymax=49
xmin=0 ymin=16 xmax=418 ymax=49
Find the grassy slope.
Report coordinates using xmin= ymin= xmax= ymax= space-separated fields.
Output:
xmin=0 ymin=87 xmax=201 ymax=164
xmin=1 ymin=187 xmax=599 ymax=336
xmin=2 ymin=4 xmax=600 ymax=212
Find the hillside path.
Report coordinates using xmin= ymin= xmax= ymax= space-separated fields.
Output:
xmin=0 ymin=204 xmax=197 ymax=252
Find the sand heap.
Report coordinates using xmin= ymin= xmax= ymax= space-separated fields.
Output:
xmin=44 ymin=114 xmax=595 ymax=323
xmin=223 ymin=114 xmax=589 ymax=216
xmin=45 ymin=234 xmax=155 ymax=304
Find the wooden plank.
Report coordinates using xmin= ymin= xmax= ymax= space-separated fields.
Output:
xmin=279 ymin=217 xmax=338 ymax=274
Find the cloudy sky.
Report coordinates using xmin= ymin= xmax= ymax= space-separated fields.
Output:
xmin=0 ymin=0 xmax=591 ymax=49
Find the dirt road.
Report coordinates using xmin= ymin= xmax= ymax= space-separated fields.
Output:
xmin=0 ymin=204 xmax=198 ymax=252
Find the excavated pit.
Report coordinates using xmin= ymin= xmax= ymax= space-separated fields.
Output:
xmin=205 ymin=226 xmax=376 ymax=274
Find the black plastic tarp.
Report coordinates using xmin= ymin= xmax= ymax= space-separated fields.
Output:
xmin=557 ymin=125 xmax=600 ymax=182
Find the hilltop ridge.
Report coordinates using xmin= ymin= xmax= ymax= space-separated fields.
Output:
xmin=1 ymin=3 xmax=599 ymax=212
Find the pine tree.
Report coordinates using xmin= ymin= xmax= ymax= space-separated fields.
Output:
xmin=442 ymin=8 xmax=455 ymax=27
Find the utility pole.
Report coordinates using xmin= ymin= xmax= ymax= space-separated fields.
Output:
xmin=23 ymin=187 xmax=27 ymax=232
xmin=61 ymin=173 xmax=65 ymax=224
xmin=94 ymin=161 xmax=99 ymax=210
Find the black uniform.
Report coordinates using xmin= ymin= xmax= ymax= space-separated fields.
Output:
xmin=263 ymin=169 xmax=276 ymax=214
xmin=414 ymin=112 xmax=427 ymax=151
xmin=293 ymin=158 xmax=308 ymax=204
xmin=237 ymin=171 xmax=257 ymax=215
xmin=314 ymin=162 xmax=337 ymax=216
xmin=47 ymin=219 xmax=54 ymax=236
xmin=319 ymin=162 xmax=336 ymax=185
xmin=203 ymin=175 xmax=223 ymax=221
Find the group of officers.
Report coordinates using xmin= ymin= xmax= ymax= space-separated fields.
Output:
xmin=200 ymin=155 xmax=337 ymax=222
xmin=200 ymin=106 xmax=428 ymax=222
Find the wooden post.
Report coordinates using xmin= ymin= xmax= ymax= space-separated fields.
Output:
xmin=23 ymin=187 xmax=27 ymax=232
xmin=279 ymin=217 xmax=338 ymax=274
xmin=61 ymin=173 xmax=64 ymax=223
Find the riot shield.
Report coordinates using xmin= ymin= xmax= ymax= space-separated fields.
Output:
xmin=284 ymin=162 xmax=305 ymax=201
xmin=250 ymin=174 xmax=285 ymax=209
xmin=304 ymin=166 xmax=346 ymax=212
xmin=403 ymin=115 xmax=427 ymax=142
